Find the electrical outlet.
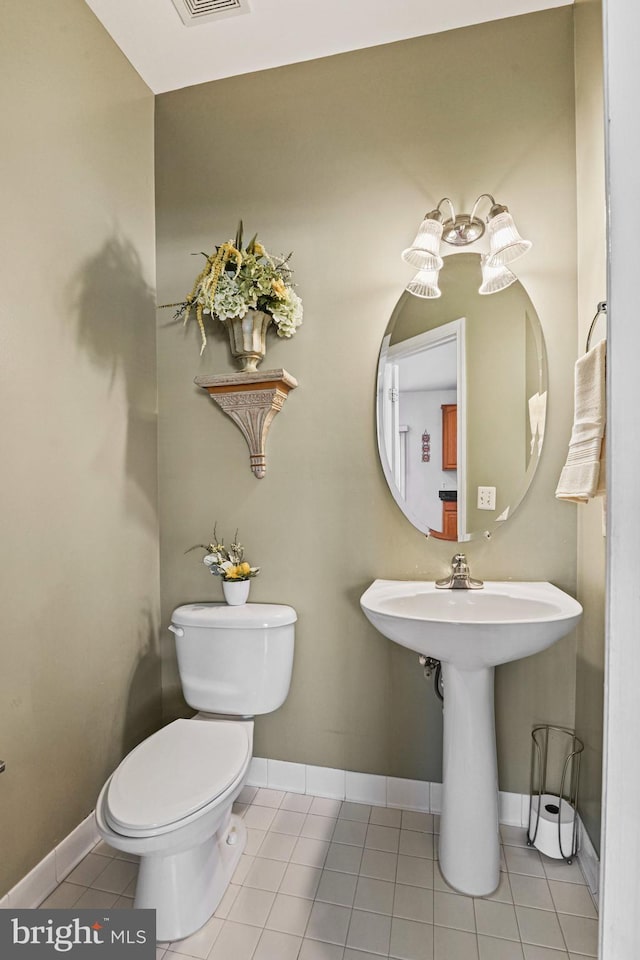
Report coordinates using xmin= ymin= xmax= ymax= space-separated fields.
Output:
xmin=477 ymin=486 xmax=496 ymax=510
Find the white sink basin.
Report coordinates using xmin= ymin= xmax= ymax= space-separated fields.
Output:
xmin=360 ymin=579 xmax=582 ymax=669
xmin=360 ymin=578 xmax=582 ymax=897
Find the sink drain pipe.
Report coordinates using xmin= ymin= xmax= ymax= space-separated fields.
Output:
xmin=419 ymin=656 xmax=444 ymax=701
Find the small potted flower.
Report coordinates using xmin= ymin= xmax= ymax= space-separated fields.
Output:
xmin=189 ymin=526 xmax=259 ymax=606
xmin=163 ymin=221 xmax=303 ymax=371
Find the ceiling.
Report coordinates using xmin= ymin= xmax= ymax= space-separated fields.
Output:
xmin=84 ymin=0 xmax=572 ymax=95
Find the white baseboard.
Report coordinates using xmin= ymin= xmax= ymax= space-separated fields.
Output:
xmin=577 ymin=813 xmax=600 ymax=905
xmin=1 ymin=813 xmax=99 ymax=909
xmin=247 ymin=757 xmax=530 ymax=826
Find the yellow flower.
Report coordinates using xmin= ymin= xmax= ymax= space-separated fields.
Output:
xmin=271 ymin=278 xmax=288 ymax=299
xmin=226 ymin=565 xmax=241 ymax=579
xmin=239 ymin=562 xmax=251 ymax=575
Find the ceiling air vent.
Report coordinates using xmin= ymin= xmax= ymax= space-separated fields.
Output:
xmin=171 ymin=0 xmax=251 ymax=27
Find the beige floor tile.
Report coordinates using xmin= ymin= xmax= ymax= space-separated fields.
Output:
xmin=310 ymin=798 xmax=343 ymax=818
xmin=360 ymin=848 xmax=398 ymax=882
xmin=522 ymin=946 xmax=569 ymax=960
xmin=306 ymin=901 xmax=351 ymax=946
xmin=254 ymin=788 xmax=286 ymax=808
xmin=540 ymin=858 xmax=585 ymax=885
xmin=399 ymin=831 xmax=434 ymax=860
xmin=390 ymin=918 xmax=434 ymax=960
xmin=253 ymin=928 xmax=302 ymax=960
xmin=258 ymin=831 xmax=297 ymax=862
xmin=547 ymin=880 xmax=597 ymax=918
xmin=112 ymin=896 xmax=135 ymax=908
xmin=504 ymin=847 xmax=546 ymax=878
xmin=433 ymin=892 xmax=476 ymax=933
xmin=433 ymin=866 xmax=461 ymax=895
xmin=393 ymin=884 xmax=434 ymax=924
xmin=92 ymin=840 xmax=119 ymax=858
xmin=299 ymin=938 xmax=345 ymax=960
xmin=339 ymin=802 xmax=371 ymax=822
xmin=353 ymin=876 xmax=395 ymax=915
xmin=480 ymin=871 xmax=513 ymax=904
xmin=324 ymin=843 xmax=363 ymax=875
xmin=228 ymin=886 xmax=276 ymax=927
xmin=66 ymin=853 xmax=112 ymax=887
xmin=244 ymin=805 xmax=277 ymax=831
xmin=345 ymin=950 xmax=387 ymax=960
xmin=279 ymin=863 xmax=323 ymax=900
xmin=232 ymin=854 xmax=255 ymax=885
xmin=237 ymin=785 xmax=258 ymax=804
xmin=170 ymin=914 xmax=223 ymax=958
xmin=302 ymin=815 xmax=338 ymax=841
xmin=291 ymin=838 xmax=330 ymax=869
xmin=91 ymin=858 xmax=138 ymax=894
xmin=509 ymin=875 xmax=554 ymax=910
xmin=316 ymin=870 xmax=358 ymax=908
xmin=365 ymin=825 xmax=401 ymax=854
xmin=370 ymin=806 xmax=402 ymax=828
xmin=73 ymin=888 xmax=119 ymax=909
xmin=270 ymin=809 xmax=306 ymax=836
xmin=402 ymin=812 xmax=434 ymax=834
xmin=281 ymin=793 xmax=313 ymax=814
xmin=39 ymin=882 xmax=84 ymax=908
xmin=434 ymin=925 xmax=478 ymax=960
xmin=500 ymin=826 xmax=530 ymax=848
xmin=332 ymin=820 xmax=368 ymax=847
xmin=243 ymin=856 xmax=287 ymax=893
xmin=514 ymin=906 xmax=565 ymax=951
xmin=214 ymin=882 xmax=240 ymax=919
xmin=397 ymin=856 xmax=434 ymax=890
xmin=557 ymin=913 xmax=598 ymax=956
xmin=245 ymin=828 xmax=267 ymax=855
xmin=346 ymin=908 xmax=391 ymax=955
xmin=208 ymin=920 xmax=261 ymax=960
xmin=474 ymin=899 xmax=519 ymax=941
xmin=266 ymin=892 xmax=313 ymax=936
xmin=478 ymin=934 xmax=524 ymax=959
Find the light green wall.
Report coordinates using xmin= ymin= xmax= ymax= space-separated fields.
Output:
xmin=573 ymin=0 xmax=606 ymax=854
xmin=156 ymin=8 xmax=579 ymax=793
xmin=0 ymin=0 xmax=159 ymax=894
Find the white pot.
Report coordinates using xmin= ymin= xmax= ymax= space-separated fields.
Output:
xmin=222 ymin=579 xmax=251 ymax=606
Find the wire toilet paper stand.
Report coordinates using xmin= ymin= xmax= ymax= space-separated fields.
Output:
xmin=527 ymin=725 xmax=584 ymax=862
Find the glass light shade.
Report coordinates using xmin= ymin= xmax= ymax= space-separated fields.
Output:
xmin=406 ymin=267 xmax=442 ymax=299
xmin=486 ymin=211 xmax=532 ymax=266
xmin=478 ymin=255 xmax=518 ymax=295
xmin=401 ymin=217 xmax=444 ymax=270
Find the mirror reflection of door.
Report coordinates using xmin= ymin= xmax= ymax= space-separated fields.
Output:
xmin=380 ymin=318 xmax=467 ymax=539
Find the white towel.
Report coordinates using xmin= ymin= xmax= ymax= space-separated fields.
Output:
xmin=555 ymin=339 xmax=606 ymax=502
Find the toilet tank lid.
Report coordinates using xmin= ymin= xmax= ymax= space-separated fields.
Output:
xmin=171 ymin=602 xmax=297 ymax=628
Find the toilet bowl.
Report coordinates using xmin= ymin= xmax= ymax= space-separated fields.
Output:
xmin=95 ymin=602 xmax=296 ymax=942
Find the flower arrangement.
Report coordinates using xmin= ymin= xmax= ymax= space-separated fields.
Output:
xmin=163 ymin=221 xmax=303 ymax=355
xmin=188 ymin=525 xmax=260 ymax=582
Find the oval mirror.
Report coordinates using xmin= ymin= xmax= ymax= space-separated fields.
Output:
xmin=377 ymin=253 xmax=547 ymax=541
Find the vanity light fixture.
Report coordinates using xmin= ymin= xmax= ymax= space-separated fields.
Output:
xmin=402 ymin=194 xmax=531 ymax=296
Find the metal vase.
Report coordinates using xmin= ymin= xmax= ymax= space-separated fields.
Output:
xmin=222 ymin=309 xmax=272 ymax=372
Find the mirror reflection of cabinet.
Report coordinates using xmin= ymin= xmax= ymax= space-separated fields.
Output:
xmin=442 ymin=403 xmax=457 ymax=470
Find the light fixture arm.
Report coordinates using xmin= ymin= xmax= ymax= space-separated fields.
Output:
xmin=469 ymin=193 xmax=498 ymax=223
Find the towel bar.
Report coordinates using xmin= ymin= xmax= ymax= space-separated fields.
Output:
xmin=585 ymin=300 xmax=607 ymax=352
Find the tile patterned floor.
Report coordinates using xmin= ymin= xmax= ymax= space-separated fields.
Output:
xmin=39 ymin=787 xmax=598 ymax=960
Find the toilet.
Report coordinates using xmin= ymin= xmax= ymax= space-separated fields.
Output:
xmin=95 ymin=602 xmax=296 ymax=942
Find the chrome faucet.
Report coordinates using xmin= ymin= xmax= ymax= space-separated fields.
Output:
xmin=435 ymin=554 xmax=484 ymax=590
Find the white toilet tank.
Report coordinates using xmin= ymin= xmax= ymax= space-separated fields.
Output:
xmin=170 ymin=603 xmax=296 ymax=715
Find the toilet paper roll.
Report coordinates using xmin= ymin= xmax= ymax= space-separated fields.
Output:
xmin=530 ymin=793 xmax=576 ymax=859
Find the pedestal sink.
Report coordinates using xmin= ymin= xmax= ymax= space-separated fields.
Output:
xmin=360 ymin=579 xmax=582 ymax=896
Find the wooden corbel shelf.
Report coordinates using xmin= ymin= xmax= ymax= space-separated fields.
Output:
xmin=194 ymin=369 xmax=298 ymax=479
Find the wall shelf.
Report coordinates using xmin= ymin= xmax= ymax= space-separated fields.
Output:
xmin=194 ymin=368 xmax=298 ymax=479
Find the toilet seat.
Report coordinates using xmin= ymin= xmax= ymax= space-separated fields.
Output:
xmin=105 ymin=719 xmax=251 ymax=835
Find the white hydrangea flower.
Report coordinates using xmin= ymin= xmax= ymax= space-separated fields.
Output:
xmin=271 ymin=289 xmax=303 ymax=338
xmin=210 ymin=273 xmax=255 ymax=321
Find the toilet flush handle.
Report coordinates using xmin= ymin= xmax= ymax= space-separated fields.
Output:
xmin=168 ymin=624 xmax=184 ymax=637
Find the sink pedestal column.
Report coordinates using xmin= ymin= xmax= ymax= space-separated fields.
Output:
xmin=439 ymin=663 xmax=500 ymax=896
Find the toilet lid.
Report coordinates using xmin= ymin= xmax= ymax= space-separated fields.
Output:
xmin=106 ymin=719 xmax=251 ymax=832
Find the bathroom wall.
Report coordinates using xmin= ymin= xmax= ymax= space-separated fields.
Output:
xmin=0 ymin=0 xmax=159 ymax=894
xmin=573 ymin=0 xmax=606 ymax=853
xmin=155 ymin=8 xmax=578 ymax=793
